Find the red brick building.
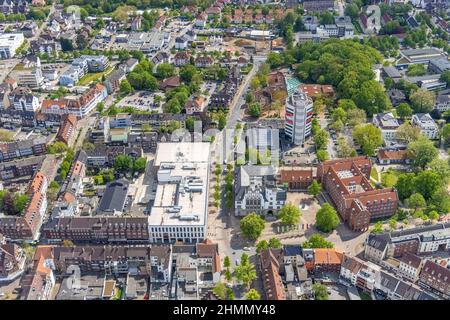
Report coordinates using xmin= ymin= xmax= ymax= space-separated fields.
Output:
xmin=317 ymin=157 xmax=398 ymax=231
xmin=279 ymin=168 xmax=313 ymax=190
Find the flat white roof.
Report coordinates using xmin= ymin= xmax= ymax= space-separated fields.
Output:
xmin=150 ymin=142 xmax=210 ymax=227
xmin=154 ymin=142 xmax=211 ymax=165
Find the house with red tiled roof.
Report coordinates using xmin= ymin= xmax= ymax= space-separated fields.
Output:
xmin=377 ymin=149 xmax=410 ymax=165
xmin=312 ymin=248 xmax=343 ymax=273
xmin=20 ymin=245 xmax=55 ymax=300
xmin=185 ymin=96 xmax=206 ymax=114
xmin=0 ymin=171 xmax=48 ymax=241
xmin=174 ymin=51 xmax=191 ymax=66
xmin=56 ymin=114 xmax=77 ymax=146
xmin=260 ymin=248 xmax=286 ymax=300
xmin=159 ymin=75 xmax=181 ymax=91
xmin=196 ymin=239 xmax=221 ymax=283
xmin=279 ymin=167 xmax=313 ymax=190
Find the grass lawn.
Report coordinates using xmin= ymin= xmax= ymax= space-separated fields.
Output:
xmin=370 ymin=167 xmax=379 ymax=182
xmin=77 ymin=66 xmax=114 ymax=85
xmin=358 ymin=289 xmax=372 ymax=300
xmin=353 ymin=21 xmax=363 ymax=34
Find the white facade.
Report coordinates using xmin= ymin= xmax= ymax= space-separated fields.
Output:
xmin=11 ymin=94 xmax=40 ymax=112
xmin=285 ymin=88 xmax=313 ymax=146
xmin=149 ymin=143 xmax=210 ymax=243
xmin=398 ymin=260 xmax=421 ymax=282
xmin=411 ymin=113 xmax=439 ymax=140
xmin=0 ymin=33 xmax=24 ymax=59
xmin=373 ymin=112 xmax=400 ymax=141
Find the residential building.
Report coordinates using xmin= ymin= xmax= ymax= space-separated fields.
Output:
xmin=56 ymin=114 xmax=77 ymax=146
xmin=279 ymin=167 xmax=313 ymax=190
xmin=195 ymin=56 xmax=214 ymax=68
xmin=435 ymin=91 xmax=450 ymax=112
xmin=0 ymin=243 xmax=26 ymax=282
xmin=0 ymin=137 xmax=47 ymax=162
xmin=0 ymin=33 xmax=24 ymax=59
xmin=185 ymin=96 xmax=206 ymax=114
xmin=302 ymin=0 xmax=334 ymax=12
xmin=104 ymin=69 xmax=126 ymax=94
xmin=260 ymin=248 xmax=286 ymax=300
xmin=96 ymin=179 xmax=130 ymax=216
xmin=8 ymin=87 xmax=40 ymax=112
xmin=398 ymin=253 xmax=423 ymax=282
xmin=302 ymin=16 xmax=319 ymax=31
xmin=0 ymin=172 xmax=48 ymax=241
xmin=365 ymin=222 xmax=450 ymax=262
xmin=235 ymin=166 xmax=286 ymax=216
xmin=377 ymin=149 xmax=410 ymax=165
xmin=175 ymin=36 xmax=188 ymax=50
xmin=148 ymin=142 xmax=210 ymax=243
xmin=428 ymin=58 xmax=450 ymax=73
xmin=317 ymin=157 xmax=398 ymax=231
xmin=373 ymin=112 xmax=400 ymax=141
xmin=41 ymin=83 xmax=108 ymax=118
xmin=311 ymin=248 xmax=343 ymax=273
xmin=284 ymin=86 xmax=314 ymax=146
xmin=340 ymin=254 xmax=365 ymax=286
xmin=419 ymin=260 xmax=450 ymax=298
xmin=20 ymin=246 xmax=55 ymax=300
xmin=174 ymin=51 xmax=191 ymax=67
xmin=387 ymin=89 xmax=407 ymax=106
xmin=43 ymin=217 xmax=149 ymax=243
xmin=411 ymin=113 xmax=439 ymax=139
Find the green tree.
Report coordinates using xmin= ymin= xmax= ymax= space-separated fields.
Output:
xmin=371 ymin=221 xmax=384 ymax=234
xmin=410 ymin=89 xmax=436 ymax=113
xmin=440 ymin=70 xmax=450 ymax=87
xmin=428 ymin=210 xmax=440 ymax=221
xmin=354 ymin=80 xmax=390 ymax=116
xmin=224 ymin=256 xmax=231 ymax=269
xmin=352 ymin=124 xmax=383 ymax=156
xmin=331 ymin=107 xmax=347 ymax=123
xmin=240 ymin=213 xmax=265 ymax=240
xmin=407 ymin=136 xmax=439 ymax=170
xmin=213 ymin=282 xmax=227 ymax=299
xmin=346 ymin=108 xmax=367 ymax=128
xmin=268 ymin=237 xmax=282 ymax=249
xmin=256 ymin=240 xmax=269 ymax=253
xmin=277 ymin=203 xmax=301 ymax=226
xmin=307 ymin=179 xmax=322 ymax=196
xmin=245 ymin=289 xmax=261 ymax=300
xmin=407 ymin=64 xmax=426 ymax=76
xmin=406 ymin=193 xmax=426 ymax=211
xmin=248 ymin=103 xmax=261 ymax=117
xmin=395 ymin=123 xmax=421 ymax=143
xmin=314 ymin=129 xmax=329 ymax=150
xmin=48 ymin=141 xmax=68 ymax=154
xmin=313 ymin=283 xmax=329 ymax=300
xmin=395 ymin=173 xmax=417 ymax=200
xmin=133 ymin=157 xmax=147 ymax=173
xmin=316 ymin=150 xmax=330 ymax=162
xmin=302 ymin=234 xmax=334 ymax=248
xmin=119 ymin=79 xmax=133 ymax=94
xmin=415 ymin=170 xmax=441 ymax=200
xmin=397 ymin=103 xmax=413 ymax=120
xmin=315 ymin=203 xmax=340 ymax=233
xmin=430 ymin=189 xmax=450 ymax=213
xmin=114 ymin=155 xmax=133 ymax=173
xmin=442 ymin=124 xmax=450 ymax=147
xmin=235 ymin=257 xmax=257 ymax=289
xmin=156 ymin=63 xmax=175 ymax=79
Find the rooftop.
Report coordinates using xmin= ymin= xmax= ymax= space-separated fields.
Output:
xmin=149 ymin=143 xmax=210 ymax=227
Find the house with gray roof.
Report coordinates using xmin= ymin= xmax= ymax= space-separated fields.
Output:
xmin=96 ymin=179 xmax=130 ymax=215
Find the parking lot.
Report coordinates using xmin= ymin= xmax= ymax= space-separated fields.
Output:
xmin=117 ymin=91 xmax=163 ymax=112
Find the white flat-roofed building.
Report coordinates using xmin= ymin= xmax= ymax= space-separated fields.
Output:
xmin=373 ymin=112 xmax=400 ymax=141
xmin=411 ymin=113 xmax=439 ymax=140
xmin=149 ymin=142 xmax=210 ymax=243
xmin=0 ymin=33 xmax=24 ymax=59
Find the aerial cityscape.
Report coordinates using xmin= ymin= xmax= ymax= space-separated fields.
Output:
xmin=1 ymin=0 xmax=450 ymax=303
